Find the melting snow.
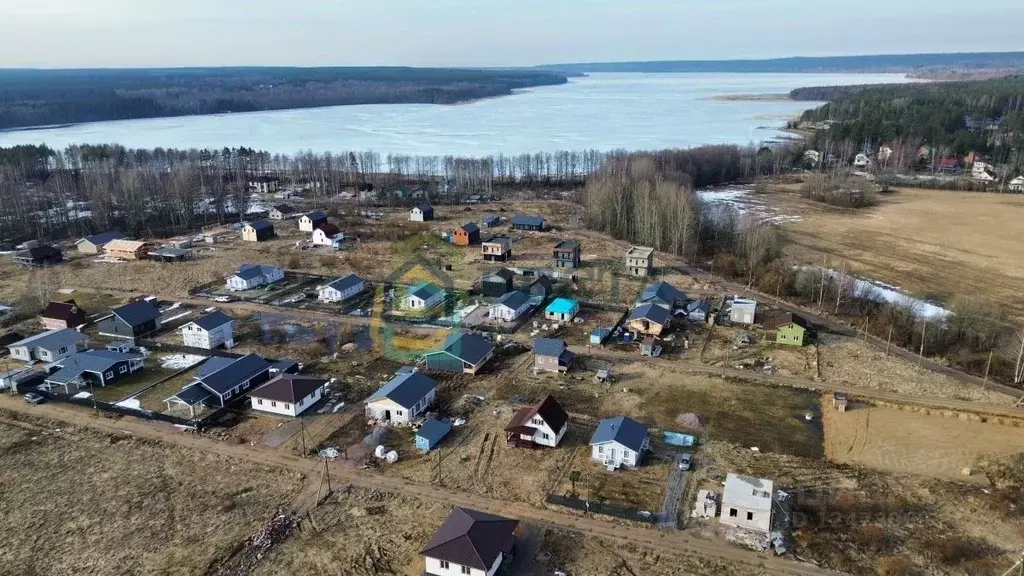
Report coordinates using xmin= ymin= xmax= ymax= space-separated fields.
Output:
xmin=698 ymin=186 xmax=803 ymax=225
xmin=160 ymin=354 xmax=206 ymax=370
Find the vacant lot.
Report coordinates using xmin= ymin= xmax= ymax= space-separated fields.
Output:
xmin=821 ymin=398 xmax=1024 ymax=480
xmin=0 ymin=411 xmax=303 ymax=576
xmin=772 ymin=186 xmax=1024 ymax=318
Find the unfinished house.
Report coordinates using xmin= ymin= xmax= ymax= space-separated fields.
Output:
xmin=480 ymin=268 xmax=514 ymax=297
xmin=454 ymin=222 xmax=481 ymax=246
xmin=299 ymin=210 xmax=328 ymax=232
xmin=626 ymin=303 xmax=671 ymax=336
xmin=482 ymin=236 xmax=513 ymax=262
xmin=721 ymin=473 xmax=774 ymax=533
xmin=729 ymin=298 xmax=758 ymax=325
xmin=104 ymin=239 xmax=149 ymax=261
xmin=74 ymin=231 xmax=125 ymax=255
xmin=552 ymin=240 xmax=581 ymax=269
xmin=625 ymin=246 xmax=654 ymax=277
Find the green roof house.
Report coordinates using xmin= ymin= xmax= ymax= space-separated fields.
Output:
xmin=764 ymin=313 xmax=812 ymax=347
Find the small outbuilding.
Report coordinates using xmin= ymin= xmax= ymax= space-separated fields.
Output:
xmin=454 ymin=222 xmax=481 ymax=246
xmin=590 ymin=327 xmax=611 ymax=345
xmin=544 ymin=297 xmax=579 ymax=322
xmin=833 ymin=392 xmax=849 ymax=412
xmin=410 ymin=204 xmax=435 ymax=222
xmin=242 ymin=220 xmax=275 ymax=242
xmin=729 ymin=297 xmax=758 ymax=325
xmin=763 ymin=312 xmax=812 ymax=346
xmin=415 ymin=417 xmax=453 ymax=452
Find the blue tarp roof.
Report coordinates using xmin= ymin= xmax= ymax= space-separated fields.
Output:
xmin=368 ymin=371 xmax=437 ymax=409
xmin=545 ymin=297 xmax=579 ymax=315
xmin=590 ymin=416 xmax=648 ymax=452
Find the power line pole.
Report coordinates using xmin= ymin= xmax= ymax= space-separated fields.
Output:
xmin=918 ymin=321 xmax=927 ymax=365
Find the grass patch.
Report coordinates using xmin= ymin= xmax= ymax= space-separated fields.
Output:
xmin=89 ymin=368 xmax=179 ymax=403
xmin=134 ymin=369 xmax=202 ymax=412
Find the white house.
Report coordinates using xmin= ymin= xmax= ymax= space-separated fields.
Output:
xmin=249 ymin=374 xmax=328 ymax=417
xmin=589 ymin=416 xmax=649 ymax=470
xmin=853 ymin=153 xmax=872 ymax=169
xmin=720 ymin=473 xmax=774 ymax=533
xmin=311 ymin=223 xmax=343 ymax=247
xmin=226 ymin=264 xmax=285 ymax=291
xmin=488 ymin=290 xmax=531 ymax=322
xmin=404 ymin=282 xmax=444 ymax=310
xmin=364 ymin=370 xmax=437 ymax=425
xmin=421 ymin=508 xmax=517 ymax=576
xmin=504 ymin=395 xmax=568 ymax=448
xmin=1010 ymin=176 xmax=1024 ymax=192
xmin=299 ymin=210 xmax=328 ymax=232
xmin=8 ymin=329 xmax=88 ymax=363
xmin=180 ymin=311 xmax=235 ymax=350
xmin=409 ymin=204 xmax=434 ymax=222
xmin=972 ymin=162 xmax=997 ymax=182
xmin=317 ymin=274 xmax=366 ymax=303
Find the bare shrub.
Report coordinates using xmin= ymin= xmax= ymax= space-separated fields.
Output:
xmin=875 ymin=556 xmax=914 ymax=576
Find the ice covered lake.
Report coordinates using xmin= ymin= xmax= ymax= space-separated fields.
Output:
xmin=0 ymin=72 xmax=909 ymax=155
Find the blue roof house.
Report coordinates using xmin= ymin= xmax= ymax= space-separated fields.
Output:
xmin=589 ymin=327 xmax=612 ymax=345
xmin=511 ymin=215 xmax=545 ymax=231
xmin=544 ymin=297 xmax=580 ymax=322
xmin=589 ymin=416 xmax=650 ymax=470
xmin=365 ymin=370 xmax=438 ymax=424
xmin=164 ymin=353 xmax=272 ymax=417
xmin=416 ymin=417 xmax=453 ymax=452
xmin=423 ymin=332 xmax=495 ymax=375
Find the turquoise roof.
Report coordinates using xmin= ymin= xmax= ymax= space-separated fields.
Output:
xmin=545 ymin=297 xmax=579 ymax=315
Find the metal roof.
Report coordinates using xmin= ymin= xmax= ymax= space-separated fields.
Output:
xmin=111 ymin=300 xmax=162 ymax=327
xmin=192 ymin=353 xmax=271 ymax=395
xmin=233 ymin=263 xmax=282 ymax=281
xmin=367 ymin=371 xmax=437 ymax=410
xmin=325 ymin=274 xmax=364 ymax=293
xmin=303 ymin=210 xmax=327 ymax=221
xmin=458 ymin=222 xmax=479 ymax=234
xmin=189 ymin=311 xmax=234 ymax=332
xmin=512 ymin=215 xmax=545 ymax=227
xmin=505 ymin=395 xmax=568 ymax=435
xmin=409 ymin=281 xmax=443 ymax=301
xmin=416 ymin=417 xmax=453 ymax=444
xmin=482 ymin=215 xmax=500 ymax=225
xmin=246 ymin=219 xmax=274 ymax=231
xmin=41 ymin=301 xmax=82 ymax=322
xmin=723 ymin=473 xmax=774 ymax=512
xmin=482 ymin=268 xmax=514 ymax=282
xmin=545 ymin=297 xmax=579 ymax=315
xmin=533 ymin=337 xmax=566 ymax=357
xmin=249 ymin=374 xmax=327 ymax=403
xmin=589 ymin=416 xmax=648 ymax=452
xmin=420 ymin=508 xmax=518 ymax=571
xmin=638 ymin=281 xmax=683 ymax=307
xmin=9 ymin=328 xmax=86 ymax=351
xmin=46 ymin=349 xmax=142 ymax=384
xmin=553 ymin=239 xmax=580 ymax=251
xmin=80 ymin=231 xmax=125 ymax=247
xmin=195 ymin=357 xmax=236 ymax=379
xmin=271 ymin=204 xmax=295 ymax=213
xmin=169 ymin=384 xmax=213 ymax=405
xmin=427 ymin=332 xmax=494 ymax=366
xmin=627 ymin=303 xmax=671 ymax=325
xmin=495 ymin=290 xmax=529 ymax=310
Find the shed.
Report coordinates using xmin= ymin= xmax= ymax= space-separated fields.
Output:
xmin=482 ymin=215 xmax=500 ymax=228
xmin=480 ymin=268 xmax=514 ymax=298
xmin=544 ymin=297 xmax=579 ymax=322
xmin=590 ymin=327 xmax=611 ymax=345
xmin=833 ymin=392 xmax=849 ymax=412
xmin=415 ymin=417 xmax=453 ymax=452
xmin=454 ymin=222 xmax=481 ymax=246
xmin=242 ymin=220 xmax=275 ymax=242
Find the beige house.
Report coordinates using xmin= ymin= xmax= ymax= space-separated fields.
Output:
xmin=625 ymin=246 xmax=654 ymax=276
xmin=104 ymin=239 xmax=149 ymax=260
xmin=721 ymin=473 xmax=774 ymax=533
xmin=242 ymin=220 xmax=275 ymax=242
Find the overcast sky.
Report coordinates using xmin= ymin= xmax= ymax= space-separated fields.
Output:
xmin=2 ymin=0 xmax=1022 ymax=68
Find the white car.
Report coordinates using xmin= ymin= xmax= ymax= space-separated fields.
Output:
xmin=212 ymin=296 xmax=233 ymax=303
xmin=678 ymin=453 xmax=692 ymax=471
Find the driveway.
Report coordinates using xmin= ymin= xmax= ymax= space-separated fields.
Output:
xmin=658 ymin=458 xmax=689 ymax=529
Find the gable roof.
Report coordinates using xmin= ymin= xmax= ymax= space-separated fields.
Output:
xmin=483 ymin=268 xmax=514 ymax=283
xmin=482 ymin=215 xmax=500 ymax=225
xmin=512 ymin=215 xmax=544 ymax=227
xmin=249 ymin=374 xmax=327 ymax=403
xmin=545 ymin=297 xmax=578 ymax=315
xmin=458 ymin=222 xmax=479 ymax=234
xmin=590 ymin=416 xmax=648 ymax=452
xmin=111 ymin=300 xmax=161 ymax=327
xmin=416 ymin=417 xmax=453 ymax=444
xmin=409 ymin=281 xmax=443 ymax=301
xmin=233 ymin=263 xmax=282 ymax=281
xmin=505 ymin=395 xmax=569 ymax=435
xmin=763 ymin=312 xmax=809 ymax=330
xmin=627 ymin=303 xmax=671 ymax=326
xmin=104 ymin=239 xmax=148 ymax=252
xmin=325 ymin=274 xmax=364 ymax=293
xmin=46 ymin=349 xmax=142 ymax=384
xmin=428 ymin=332 xmax=494 ymax=366
xmin=245 ymin=219 xmax=274 ymax=232
xmin=41 ymin=301 xmax=82 ymax=322
xmin=533 ymin=337 xmax=566 ymax=357
xmin=16 ymin=246 xmax=61 ymax=261
xmin=529 ymin=275 xmax=553 ymax=292
xmin=193 ymin=353 xmax=271 ymax=395
xmin=9 ymin=328 xmax=87 ymax=351
xmin=367 ymin=371 xmax=437 ymax=409
xmin=685 ymin=299 xmax=710 ymax=314
xmin=303 ymin=210 xmax=328 ymax=222
xmin=495 ymin=290 xmax=530 ymax=310
xmin=413 ymin=203 xmax=434 ymax=214
xmin=638 ymin=281 xmax=683 ymax=307
xmin=554 ymin=239 xmax=580 ymax=252
xmin=80 ymin=230 xmax=125 ymax=247
xmin=189 ymin=311 xmax=234 ymax=332
xmin=271 ymin=204 xmax=295 ymax=214
xmin=420 ymin=508 xmax=518 ymax=571
xmin=314 ymin=222 xmax=341 ymax=237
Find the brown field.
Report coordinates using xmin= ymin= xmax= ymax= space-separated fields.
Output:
xmin=771 ymin=186 xmax=1024 ymax=318
xmin=0 ymin=412 xmax=303 ymax=576
xmin=552 ymin=441 xmax=671 ymax=512
xmin=821 ymin=396 xmax=1024 ymax=480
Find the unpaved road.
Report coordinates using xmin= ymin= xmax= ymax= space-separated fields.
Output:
xmin=0 ymin=397 xmax=840 ymax=576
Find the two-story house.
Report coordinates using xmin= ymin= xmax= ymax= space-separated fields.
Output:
xmin=180 ymin=311 xmax=235 ymax=350
xmin=454 ymin=223 xmax=481 ymax=246
xmin=625 ymin=246 xmax=654 ymax=277
xmin=481 ymin=236 xmax=512 ymax=262
xmin=40 ymin=300 xmax=87 ymax=330
xmin=552 ymin=240 xmax=581 ymax=269
xmin=242 ymin=220 xmax=275 ymax=242
xmin=533 ymin=337 xmax=573 ymax=374
xmin=420 ymin=508 xmax=518 ymax=576
xmin=97 ymin=300 xmax=163 ymax=341
xmin=504 ymin=395 xmax=569 ymax=448
xmin=299 ymin=210 xmax=328 ymax=232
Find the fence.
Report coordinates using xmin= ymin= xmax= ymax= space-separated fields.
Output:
xmin=137 ymin=339 xmax=246 ymax=359
xmin=32 ymin=387 xmax=236 ymax=430
xmin=546 ymin=492 xmax=658 ymax=525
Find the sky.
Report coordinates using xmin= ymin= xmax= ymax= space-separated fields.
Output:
xmin=2 ymin=0 xmax=1023 ymax=68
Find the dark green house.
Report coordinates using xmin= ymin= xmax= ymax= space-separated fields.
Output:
xmin=764 ymin=313 xmax=812 ymax=347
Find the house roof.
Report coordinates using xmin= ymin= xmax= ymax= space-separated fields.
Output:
xmin=304 ymin=210 xmax=327 ymax=221
xmin=271 ymin=359 xmax=300 ymax=374
xmin=149 ymin=247 xmax=189 ymax=258
xmin=46 ymin=349 xmax=142 ymax=384
xmin=529 ymin=275 xmax=553 ymax=292
xmin=638 ymin=281 xmax=683 ymax=307
xmin=512 ymin=215 xmax=544 ymax=227
xmin=458 ymin=222 xmax=479 ymax=234
xmin=325 ymin=274 xmax=364 ymax=293
xmin=533 ymin=337 xmax=566 ymax=357
xmin=169 ymin=384 xmax=214 ymax=405
xmin=249 ymin=374 xmax=327 ymax=403
xmin=233 ymin=263 xmax=282 ymax=281
xmin=111 ymin=300 xmax=162 ymax=328
xmin=246 ymin=219 xmax=274 ymax=231
xmin=483 ymin=235 xmax=512 ymax=247
xmin=590 ymin=416 xmax=648 ymax=452
xmin=483 ymin=268 xmax=514 ymax=283
xmin=762 ymin=312 xmax=809 ymax=330
xmin=935 ymin=157 xmax=958 ymax=168
xmin=416 ymin=417 xmax=452 ymax=444
xmin=414 ymin=203 xmax=434 ymax=213
xmin=731 ymin=297 xmax=757 ymax=311
xmin=626 ymin=246 xmax=654 ymax=258
xmin=272 ymin=204 xmax=295 ymax=214
xmin=495 ymin=290 xmax=530 ymax=310
xmin=505 ymin=395 xmax=568 ymax=435
xmin=591 ymin=327 xmax=611 ymax=338
xmin=104 ymin=239 xmax=148 ymax=252
xmin=315 ymin=222 xmax=341 ymax=237
xmin=409 ymin=281 xmax=443 ymax=301
xmin=189 ymin=311 xmax=234 ymax=332
xmin=723 ymin=473 xmax=774 ymax=512
xmin=545 ymin=297 xmax=578 ymax=315
xmin=193 ymin=353 xmax=271 ymax=395
xmin=627 ymin=303 xmax=671 ymax=326
xmin=9 ymin=328 xmax=86 ymax=351
xmin=482 ymin=215 xmax=500 ymax=225
xmin=15 ymin=246 xmax=61 ymax=261
xmin=553 ymin=239 xmax=580 ymax=252
xmin=420 ymin=508 xmax=518 ymax=571
xmin=427 ymin=332 xmax=495 ymax=366
xmin=41 ymin=301 xmax=82 ymax=322
xmin=79 ymin=230 xmax=125 ymax=247
xmin=367 ymin=371 xmax=437 ymax=410
xmin=685 ymin=300 xmax=710 ymax=314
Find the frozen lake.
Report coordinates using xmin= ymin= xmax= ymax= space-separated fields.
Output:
xmin=0 ymin=72 xmax=909 ymax=155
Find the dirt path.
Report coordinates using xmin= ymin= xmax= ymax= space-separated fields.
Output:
xmin=0 ymin=397 xmax=840 ymax=576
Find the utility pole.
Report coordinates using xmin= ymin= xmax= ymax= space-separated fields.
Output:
xmin=300 ymin=418 xmax=306 ymax=456
xmin=984 ymin=349 xmax=994 ymax=381
xmin=918 ymin=321 xmax=927 ymax=365
xmin=885 ymin=324 xmax=893 ymax=357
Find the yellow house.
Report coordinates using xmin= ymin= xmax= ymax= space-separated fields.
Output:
xmin=242 ymin=220 xmax=275 ymax=242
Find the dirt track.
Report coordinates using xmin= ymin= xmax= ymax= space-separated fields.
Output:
xmin=0 ymin=397 xmax=840 ymax=576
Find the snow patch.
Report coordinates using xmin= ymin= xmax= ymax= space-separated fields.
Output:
xmin=115 ymin=398 xmax=141 ymax=410
xmin=807 ymin=267 xmax=950 ymax=320
xmin=160 ymin=354 xmax=206 ymax=370
xmin=698 ymin=186 xmax=802 ymax=225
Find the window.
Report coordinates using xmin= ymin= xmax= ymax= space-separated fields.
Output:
xmin=539 ymin=432 xmax=549 ymax=440
xmin=105 ymin=371 xmax=114 ymax=379
xmin=729 ymin=508 xmax=738 ymax=518
xmin=257 ymin=399 xmax=263 ymax=405
xmin=59 ymin=346 xmax=68 ymax=355
xmin=297 ymin=398 xmax=303 ymax=406
xmin=224 ymin=390 xmax=232 ymax=399
xmin=396 ymin=410 xmax=403 ymax=417
xmin=461 ymin=566 xmax=471 ymax=575
xmin=119 ymin=366 xmax=128 ymax=374
xmin=284 ymin=404 xmax=291 ymax=410
xmin=271 ymin=401 xmax=277 ymax=407
xmin=439 ymin=560 xmax=449 ymax=569
xmin=597 ymin=445 xmax=604 ymax=455
xmin=746 ymin=512 xmax=754 ymax=521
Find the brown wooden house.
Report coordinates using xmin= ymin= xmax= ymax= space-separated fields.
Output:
xmin=40 ymin=300 xmax=87 ymax=330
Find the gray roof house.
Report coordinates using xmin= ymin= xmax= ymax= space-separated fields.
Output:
xmin=44 ymin=349 xmax=145 ymax=392
xmin=165 ymin=353 xmax=272 ymax=416
xmin=511 ymin=215 xmax=545 ymax=231
xmin=420 ymin=508 xmax=518 ymax=576
xmin=74 ymin=231 xmax=126 ymax=254
xmin=534 ymin=337 xmax=574 ymax=374
xmin=97 ymin=299 xmax=163 ymax=341
xmin=589 ymin=416 xmax=650 ymax=469
xmin=7 ymin=329 xmax=88 ymax=363
xmin=637 ymin=281 xmax=685 ymax=310
xmin=423 ymin=332 xmax=495 ymax=375
xmin=364 ymin=370 xmax=438 ymax=424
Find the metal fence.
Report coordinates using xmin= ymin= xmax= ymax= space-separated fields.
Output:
xmin=546 ymin=492 xmax=658 ymax=525
xmin=31 ymin=387 xmax=234 ymax=430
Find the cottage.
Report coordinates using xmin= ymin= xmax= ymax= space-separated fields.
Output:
xmin=13 ymin=245 xmax=63 ymax=267
xmin=268 ymin=204 xmax=296 ymax=220
xmin=416 ymin=417 xmax=453 ymax=452
xmin=626 ymin=303 xmax=672 ymax=336
xmin=165 ymin=354 xmax=272 ymax=415
xmin=721 ymin=473 xmax=774 ymax=533
xmin=420 ymin=508 xmax=518 ymax=576
xmin=544 ymin=297 xmax=579 ymax=322
xmin=511 ymin=215 xmax=545 ymax=231
xmin=226 ymin=264 xmax=285 ymax=291
xmin=249 ymin=374 xmax=328 ymax=417
xmin=729 ymin=297 xmax=757 ymax=325
xmin=636 ymin=281 xmax=684 ymax=310
xmin=311 ymin=223 xmax=344 ymax=247
xmin=97 ymin=300 xmax=162 ymax=341
xmin=242 ymin=220 xmax=275 ymax=242
xmin=833 ymin=392 xmax=849 ymax=412
xmin=482 ymin=236 xmax=512 ymax=262
xmin=480 ymin=268 xmax=514 ymax=298
xmin=318 ymin=274 xmax=365 ymax=303
xmin=533 ymin=337 xmax=574 ymax=374
xmin=1010 ymin=176 xmax=1024 ymax=192
xmin=410 ymin=204 xmax=435 ymax=222
xmin=7 ymin=329 xmax=88 ymax=363
xmin=43 ymin=349 xmax=144 ymax=392
xmin=553 ymin=239 xmax=581 ymax=269
xmin=763 ymin=312 xmax=812 ymax=346
xmin=589 ymin=416 xmax=649 ymax=470
xmin=74 ymin=231 xmax=125 ymax=255
xmin=40 ymin=300 xmax=86 ymax=330
xmin=527 ymin=275 xmax=553 ymax=300
xmin=454 ymin=222 xmax=481 ymax=246
xmin=683 ymin=299 xmax=711 ymax=323
xmin=404 ymin=281 xmax=445 ymax=310
xmin=299 ymin=210 xmax=328 ymax=232
xmin=489 ymin=290 xmax=531 ymax=322
xmin=625 ymin=246 xmax=654 ymax=277
xmin=104 ymin=239 xmax=149 ymax=261
xmin=482 ymin=215 xmax=500 ymax=228
xmin=504 ymin=395 xmax=569 ymax=448
xmin=423 ymin=332 xmax=495 ymax=375
xmin=365 ymin=370 xmax=437 ymax=425
xmin=180 ymin=311 xmax=235 ymax=350
xmin=933 ymin=156 xmax=959 ymax=173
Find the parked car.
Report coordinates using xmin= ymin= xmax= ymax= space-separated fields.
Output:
xmin=24 ymin=392 xmax=45 ymax=405
xmin=678 ymin=453 xmax=692 ymax=471
xmin=213 ymin=295 xmax=233 ymax=303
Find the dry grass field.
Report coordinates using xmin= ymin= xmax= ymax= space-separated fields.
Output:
xmin=0 ymin=412 xmax=303 ymax=576
xmin=771 ymin=186 xmax=1024 ymax=318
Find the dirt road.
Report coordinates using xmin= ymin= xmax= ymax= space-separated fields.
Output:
xmin=0 ymin=397 xmax=839 ymax=576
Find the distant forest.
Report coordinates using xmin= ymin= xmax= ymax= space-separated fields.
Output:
xmin=0 ymin=67 xmax=568 ymax=130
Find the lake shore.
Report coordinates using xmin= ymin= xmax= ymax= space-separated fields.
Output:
xmin=705 ymin=93 xmax=793 ymax=102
